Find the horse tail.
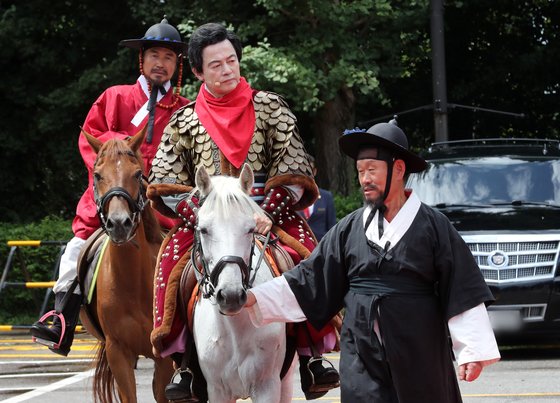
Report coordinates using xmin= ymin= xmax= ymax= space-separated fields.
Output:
xmin=92 ymin=341 xmax=117 ymax=403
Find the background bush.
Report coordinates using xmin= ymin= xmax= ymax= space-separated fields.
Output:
xmin=0 ymin=216 xmax=72 ymax=325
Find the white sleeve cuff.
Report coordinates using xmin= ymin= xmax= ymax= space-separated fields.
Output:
xmin=247 ymin=276 xmax=307 ymax=327
xmin=449 ymin=303 xmax=501 ymax=366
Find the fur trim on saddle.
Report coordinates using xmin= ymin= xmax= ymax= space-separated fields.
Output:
xmin=150 ymin=228 xmax=192 ymax=354
xmin=265 ymin=173 xmax=318 ymax=210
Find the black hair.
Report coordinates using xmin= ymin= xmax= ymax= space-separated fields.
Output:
xmin=188 ymin=23 xmax=243 ymax=73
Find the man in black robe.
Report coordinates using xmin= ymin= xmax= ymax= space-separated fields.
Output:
xmin=245 ymin=119 xmax=500 ymax=402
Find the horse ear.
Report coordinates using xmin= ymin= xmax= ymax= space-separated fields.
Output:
xmin=195 ymin=165 xmax=213 ymax=196
xmin=129 ymin=126 xmax=147 ymax=152
xmin=81 ymin=127 xmax=103 ymax=153
xmin=239 ymin=164 xmax=254 ymax=194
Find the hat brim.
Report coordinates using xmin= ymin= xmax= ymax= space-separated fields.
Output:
xmin=119 ymin=39 xmax=188 ymax=55
xmin=339 ymin=131 xmax=427 ymax=173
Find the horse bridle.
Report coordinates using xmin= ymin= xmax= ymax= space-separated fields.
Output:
xmin=191 ymin=194 xmax=271 ymax=299
xmin=93 ymin=174 xmax=147 ymax=238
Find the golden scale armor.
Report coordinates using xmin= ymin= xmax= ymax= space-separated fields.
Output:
xmin=150 ymin=90 xmax=313 ymax=188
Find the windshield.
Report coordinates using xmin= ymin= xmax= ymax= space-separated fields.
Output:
xmin=407 ymin=157 xmax=560 ymax=206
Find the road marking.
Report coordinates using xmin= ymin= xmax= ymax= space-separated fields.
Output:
xmin=464 ymin=392 xmax=560 ymax=397
xmin=0 ymin=372 xmax=82 ymax=379
xmin=0 ymin=368 xmax=94 ymax=402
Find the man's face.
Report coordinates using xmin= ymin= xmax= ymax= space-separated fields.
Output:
xmin=142 ymin=47 xmax=178 ymax=86
xmin=193 ymin=39 xmax=240 ymax=98
xmin=357 ymin=159 xmax=387 ymax=205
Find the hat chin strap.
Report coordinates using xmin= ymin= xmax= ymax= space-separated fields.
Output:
xmin=374 ymin=159 xmax=393 ymax=238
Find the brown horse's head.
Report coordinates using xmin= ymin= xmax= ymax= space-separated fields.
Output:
xmin=82 ymin=127 xmax=150 ymax=244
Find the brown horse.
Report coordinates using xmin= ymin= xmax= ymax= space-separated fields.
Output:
xmin=79 ymin=128 xmax=173 ymax=403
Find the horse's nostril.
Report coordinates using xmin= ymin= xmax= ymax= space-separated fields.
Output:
xmin=123 ymin=217 xmax=133 ymax=229
xmin=216 ymin=289 xmax=225 ymax=304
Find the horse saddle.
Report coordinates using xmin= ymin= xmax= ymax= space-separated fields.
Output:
xmin=76 ymin=227 xmax=109 ymax=341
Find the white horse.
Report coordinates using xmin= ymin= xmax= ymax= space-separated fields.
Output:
xmin=191 ymin=164 xmax=295 ymax=403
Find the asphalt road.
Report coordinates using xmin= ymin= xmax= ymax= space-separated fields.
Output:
xmin=1 ymin=331 xmax=559 ymax=402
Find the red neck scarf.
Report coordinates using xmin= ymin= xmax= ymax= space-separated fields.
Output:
xmin=195 ymin=77 xmax=256 ymax=168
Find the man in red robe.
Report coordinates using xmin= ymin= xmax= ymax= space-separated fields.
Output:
xmin=30 ymin=17 xmax=189 ymax=357
xmin=148 ymin=22 xmax=340 ymax=402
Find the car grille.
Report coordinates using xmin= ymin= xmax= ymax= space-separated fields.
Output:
xmin=463 ymin=235 xmax=560 ymax=283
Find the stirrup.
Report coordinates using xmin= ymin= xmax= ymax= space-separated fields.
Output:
xmin=31 ymin=310 xmax=66 ymax=349
xmin=165 ymin=368 xmax=199 ymax=403
xmin=306 ymin=356 xmax=340 ymax=393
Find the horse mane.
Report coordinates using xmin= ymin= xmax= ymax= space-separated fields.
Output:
xmin=197 ymin=176 xmax=263 ymax=219
xmin=96 ymin=138 xmax=161 ymax=243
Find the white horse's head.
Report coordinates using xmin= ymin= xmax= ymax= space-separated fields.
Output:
xmin=194 ymin=164 xmax=265 ymax=315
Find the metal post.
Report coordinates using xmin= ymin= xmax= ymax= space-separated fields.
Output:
xmin=431 ymin=0 xmax=449 ymax=142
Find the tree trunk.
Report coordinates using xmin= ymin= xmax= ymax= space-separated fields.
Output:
xmin=311 ymin=86 xmax=356 ymax=196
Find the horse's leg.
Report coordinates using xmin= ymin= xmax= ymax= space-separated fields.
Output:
xmin=206 ymin=387 xmax=237 ymax=403
xmin=251 ymin=377 xmax=283 ymax=403
xmin=152 ymin=356 xmax=175 ymax=403
xmin=104 ymin=339 xmax=138 ymax=403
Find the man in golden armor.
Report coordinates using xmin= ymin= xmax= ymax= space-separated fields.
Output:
xmin=148 ymin=22 xmax=340 ymax=402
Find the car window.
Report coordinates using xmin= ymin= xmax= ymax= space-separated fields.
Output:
xmin=408 ymin=157 xmax=560 ymax=205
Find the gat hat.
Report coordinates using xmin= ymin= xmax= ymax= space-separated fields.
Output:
xmin=119 ymin=16 xmax=187 ymax=55
xmin=339 ymin=118 xmax=427 ymax=173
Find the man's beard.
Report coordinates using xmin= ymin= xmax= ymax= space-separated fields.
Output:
xmin=149 ymin=69 xmax=168 ymax=86
xmin=362 ymin=186 xmax=384 ymax=208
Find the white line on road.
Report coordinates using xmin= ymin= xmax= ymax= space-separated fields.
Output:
xmin=0 ymin=359 xmax=91 ymax=365
xmin=1 ymin=369 xmax=94 ymax=402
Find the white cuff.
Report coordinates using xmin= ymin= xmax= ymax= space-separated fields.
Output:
xmin=449 ymin=303 xmax=501 ymax=366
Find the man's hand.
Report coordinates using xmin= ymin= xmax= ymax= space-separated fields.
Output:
xmin=245 ymin=291 xmax=256 ymax=307
xmin=254 ymin=213 xmax=272 ymax=235
xmin=458 ymin=361 xmax=483 ymax=382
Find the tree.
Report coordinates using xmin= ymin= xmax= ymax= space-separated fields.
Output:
xmin=0 ymin=0 xmax=144 ymax=222
xmin=1 ymin=0 xmax=559 ymax=223
xmin=367 ymin=0 xmax=560 ymax=144
xmin=139 ymin=0 xmax=431 ymax=193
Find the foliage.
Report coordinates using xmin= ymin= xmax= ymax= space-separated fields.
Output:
xmin=1 ymin=0 xmax=559 ymax=223
xmin=368 ymin=0 xmax=560 ymax=143
xmin=334 ymin=189 xmax=364 ymax=220
xmin=0 ymin=217 xmax=72 ymax=323
xmin=0 ymin=0 xmax=142 ymax=222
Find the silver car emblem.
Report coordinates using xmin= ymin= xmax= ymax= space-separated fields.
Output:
xmin=488 ymin=251 xmax=508 ymax=267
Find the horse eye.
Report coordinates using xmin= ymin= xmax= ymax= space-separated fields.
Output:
xmin=248 ymin=227 xmax=255 ymax=234
xmin=94 ymin=172 xmax=102 ymax=182
xmin=199 ymin=227 xmax=208 ymax=235
xmin=134 ymin=170 xmax=143 ymax=180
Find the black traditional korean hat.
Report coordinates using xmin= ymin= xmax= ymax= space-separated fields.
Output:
xmin=119 ymin=16 xmax=188 ymax=56
xmin=339 ymin=118 xmax=427 ymax=173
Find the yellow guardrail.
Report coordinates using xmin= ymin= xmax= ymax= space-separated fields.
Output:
xmin=1 ymin=240 xmax=69 ymax=330
xmin=0 ymin=325 xmax=85 ymax=332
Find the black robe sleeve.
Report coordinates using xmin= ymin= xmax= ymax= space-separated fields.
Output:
xmin=430 ymin=207 xmax=495 ymax=319
xmin=283 ymin=211 xmax=358 ymax=330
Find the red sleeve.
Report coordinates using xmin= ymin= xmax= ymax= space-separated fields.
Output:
xmin=79 ymin=89 xmax=130 ymax=172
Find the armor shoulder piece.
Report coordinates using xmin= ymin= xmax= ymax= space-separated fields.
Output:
xmin=149 ymin=103 xmax=199 ymax=185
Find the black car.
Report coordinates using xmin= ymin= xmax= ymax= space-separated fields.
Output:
xmin=407 ymin=138 xmax=560 ymax=343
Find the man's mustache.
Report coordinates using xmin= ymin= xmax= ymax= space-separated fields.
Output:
xmin=150 ymin=68 xmax=168 ymax=75
xmin=362 ymin=185 xmax=379 ymax=192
